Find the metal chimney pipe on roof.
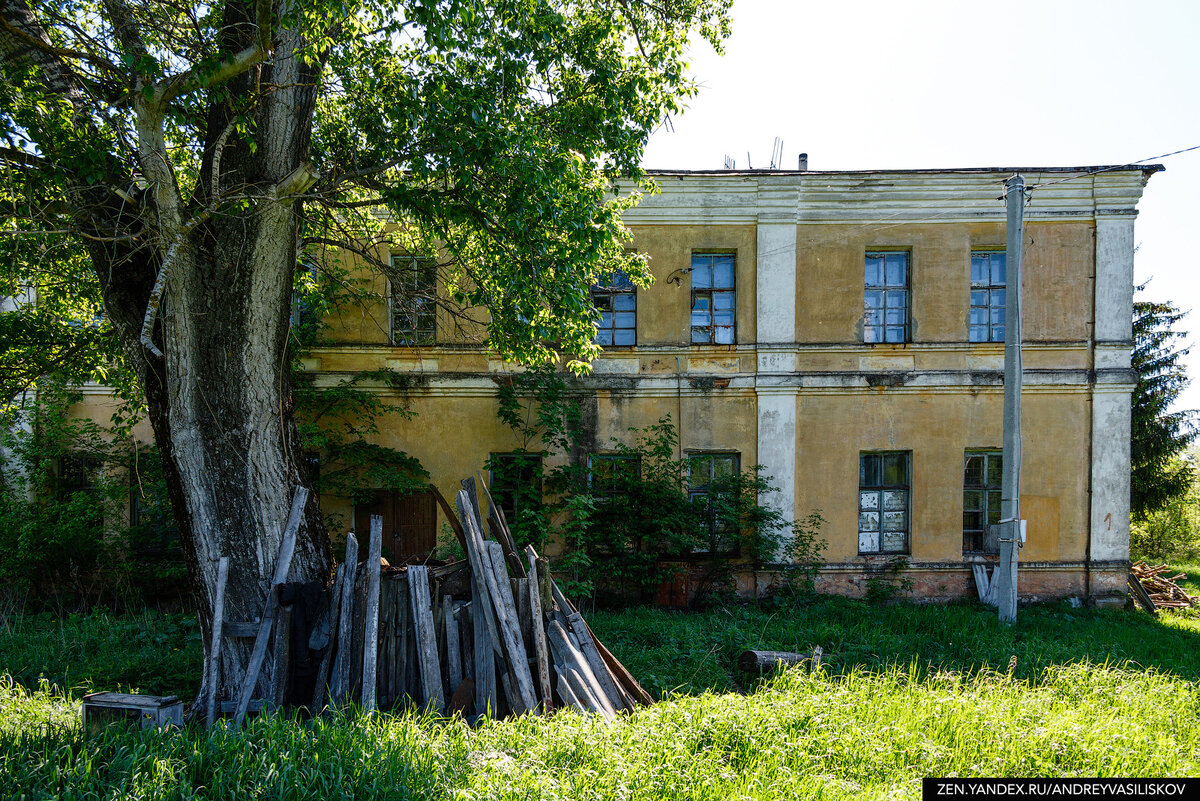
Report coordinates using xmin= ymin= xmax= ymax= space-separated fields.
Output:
xmin=798 ymin=153 xmax=809 ymax=170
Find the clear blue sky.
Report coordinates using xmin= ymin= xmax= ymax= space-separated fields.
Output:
xmin=642 ymin=0 xmax=1200 ymax=414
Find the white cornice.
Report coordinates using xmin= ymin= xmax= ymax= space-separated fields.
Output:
xmin=623 ymin=170 xmax=1153 ymax=226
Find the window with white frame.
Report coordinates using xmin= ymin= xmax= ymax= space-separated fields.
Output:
xmin=963 ymin=450 xmax=1002 ymax=554
xmin=858 ymin=451 xmax=910 ymax=554
xmin=388 ymin=255 xmax=436 ymax=346
xmin=593 ymin=270 xmax=636 ymax=347
xmin=969 ymin=251 xmax=1006 ymax=343
xmin=864 ymin=252 xmax=910 ymax=343
xmin=690 ymin=253 xmax=735 ymax=344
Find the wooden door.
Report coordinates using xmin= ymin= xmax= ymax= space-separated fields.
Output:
xmin=354 ymin=489 xmax=437 ymax=563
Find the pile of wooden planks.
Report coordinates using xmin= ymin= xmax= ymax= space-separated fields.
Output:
xmin=306 ymin=475 xmax=652 ymax=720
xmin=1130 ymin=561 xmax=1198 ymax=612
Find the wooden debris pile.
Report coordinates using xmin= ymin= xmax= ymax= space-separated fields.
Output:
xmin=1129 ymin=561 xmax=1198 ymax=613
xmin=305 ymin=476 xmax=653 ymax=720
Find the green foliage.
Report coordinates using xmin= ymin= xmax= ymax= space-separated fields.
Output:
xmin=1131 ymin=451 xmax=1200 ymax=562
xmin=1132 ymin=289 xmax=1198 ymax=518
xmin=490 ymin=371 xmax=825 ymax=607
xmin=0 ymin=380 xmax=183 ymax=607
xmin=863 ymin=557 xmax=915 ymax=605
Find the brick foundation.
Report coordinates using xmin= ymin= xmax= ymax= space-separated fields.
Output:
xmin=655 ymin=560 xmax=1131 ymax=607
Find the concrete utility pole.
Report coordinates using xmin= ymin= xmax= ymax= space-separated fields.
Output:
xmin=992 ymin=174 xmax=1026 ymax=623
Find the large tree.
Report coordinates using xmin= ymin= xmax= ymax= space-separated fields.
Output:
xmin=1131 ymin=289 xmax=1197 ymax=518
xmin=0 ymin=0 xmax=729 ymax=699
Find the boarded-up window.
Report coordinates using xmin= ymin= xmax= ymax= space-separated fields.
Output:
xmin=354 ymin=489 xmax=437 ymax=563
xmin=859 ymin=452 xmax=910 ymax=554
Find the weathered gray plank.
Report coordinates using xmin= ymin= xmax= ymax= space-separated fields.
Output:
xmin=233 ymin=486 xmax=309 ymax=728
xmin=206 ymin=555 xmax=229 ymax=727
xmin=556 ymin=673 xmax=584 ymax=713
xmin=476 ymin=472 xmax=526 ymax=578
xmin=550 ymin=580 xmax=627 ymax=711
xmin=362 ymin=515 xmax=383 ymax=713
xmin=546 ymin=619 xmax=616 ymax=718
xmin=444 ymin=595 xmax=462 ymax=691
xmin=310 ymin=563 xmax=344 ymax=712
xmin=972 ymin=564 xmax=990 ymax=601
xmin=456 ymin=490 xmax=500 ymax=715
xmin=268 ymin=603 xmax=293 ymax=711
xmin=222 ymin=621 xmax=261 ymax=638
xmin=408 ymin=566 xmax=445 ymax=713
xmin=524 ymin=546 xmax=553 ymax=713
xmin=483 ymin=540 xmax=537 ymax=713
xmin=330 ymin=532 xmax=359 ymax=704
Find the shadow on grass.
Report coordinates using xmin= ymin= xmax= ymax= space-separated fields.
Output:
xmin=588 ymin=595 xmax=1200 ymax=698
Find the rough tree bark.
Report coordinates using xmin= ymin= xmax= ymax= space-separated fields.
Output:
xmin=0 ymin=0 xmax=331 ymax=704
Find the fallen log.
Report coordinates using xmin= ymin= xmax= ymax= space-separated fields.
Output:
xmin=737 ymin=647 xmax=824 ymax=674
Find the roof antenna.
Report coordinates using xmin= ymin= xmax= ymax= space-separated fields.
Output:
xmin=723 ymin=154 xmax=736 ymax=169
xmin=746 ymin=151 xmax=752 ymax=170
xmin=769 ymin=137 xmax=783 ymax=170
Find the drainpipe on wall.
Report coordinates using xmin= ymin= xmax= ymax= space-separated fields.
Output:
xmin=675 ymin=356 xmax=684 ymax=458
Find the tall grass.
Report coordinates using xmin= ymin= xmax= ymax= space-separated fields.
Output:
xmin=3 ymin=660 xmax=1197 ymax=799
xmin=2 ymin=597 xmax=1199 ymax=798
xmin=589 ymin=595 xmax=1200 ymax=695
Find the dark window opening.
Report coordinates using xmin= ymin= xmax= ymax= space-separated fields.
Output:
xmin=687 ymin=451 xmax=740 ymax=554
xmin=389 ymin=255 xmax=437 ymax=346
xmin=964 ymin=450 xmax=1003 ymax=554
xmin=489 ymin=453 xmax=543 ymax=524
xmin=588 ymin=453 xmax=640 ymax=496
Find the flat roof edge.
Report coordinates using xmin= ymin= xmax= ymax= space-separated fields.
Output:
xmin=642 ymin=164 xmax=1165 ymax=177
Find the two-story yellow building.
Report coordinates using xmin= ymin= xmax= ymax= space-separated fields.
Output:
xmin=72 ymin=164 xmax=1156 ymax=604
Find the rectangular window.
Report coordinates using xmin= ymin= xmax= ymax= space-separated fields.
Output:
xmin=388 ymin=255 xmax=437 ymax=346
xmin=593 ymin=270 xmax=637 ymax=347
xmin=588 ymin=453 xmax=640 ymax=496
xmin=488 ymin=453 xmax=543 ymax=523
xmin=864 ymin=252 xmax=910 ymax=343
xmin=687 ymin=452 xmax=740 ymax=553
xmin=290 ymin=259 xmax=320 ymax=344
xmin=963 ymin=450 xmax=1003 ymax=554
xmin=858 ymin=452 xmax=910 ymax=554
xmin=56 ymin=454 xmax=100 ymax=501
xmin=690 ymin=253 xmax=736 ymax=345
xmin=969 ymin=251 xmax=1006 ymax=343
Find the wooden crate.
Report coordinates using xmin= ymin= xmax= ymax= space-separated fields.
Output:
xmin=81 ymin=692 xmax=183 ymax=733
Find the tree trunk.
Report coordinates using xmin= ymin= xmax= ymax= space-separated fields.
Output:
xmin=0 ymin=0 xmax=333 ymax=706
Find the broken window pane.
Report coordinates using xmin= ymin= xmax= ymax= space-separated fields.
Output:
xmin=865 ymin=252 xmax=909 ymax=343
xmin=963 ymin=450 xmax=1002 ymax=554
xmin=389 ymin=255 xmax=437 ymax=346
xmin=859 ymin=451 xmax=910 ymax=554
xmin=593 ymin=268 xmax=637 ymax=347
xmin=690 ymin=253 xmax=736 ymax=345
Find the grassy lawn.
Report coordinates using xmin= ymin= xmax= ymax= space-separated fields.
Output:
xmin=2 ymin=593 xmax=1198 ymax=799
